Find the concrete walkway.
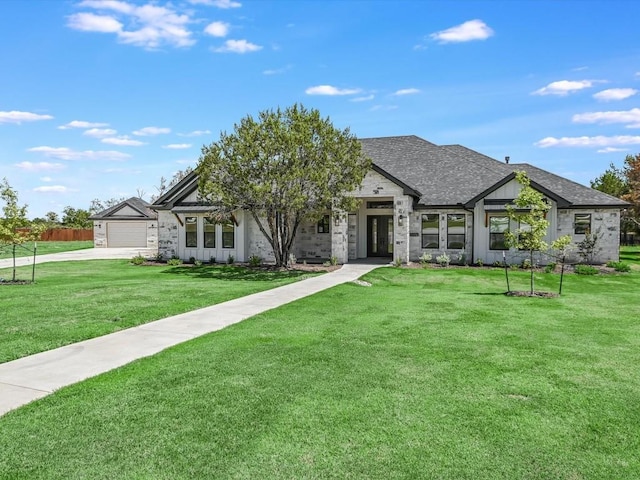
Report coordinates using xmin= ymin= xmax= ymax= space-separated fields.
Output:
xmin=0 ymin=247 xmax=157 ymax=270
xmin=0 ymin=263 xmax=379 ymax=416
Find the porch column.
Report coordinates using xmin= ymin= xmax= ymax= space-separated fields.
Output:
xmin=394 ymin=197 xmax=411 ymax=264
xmin=331 ymin=210 xmax=348 ymax=264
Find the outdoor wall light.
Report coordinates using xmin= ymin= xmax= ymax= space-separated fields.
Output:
xmin=398 ymin=214 xmax=404 ymax=226
xmin=334 ymin=215 xmax=340 ymax=226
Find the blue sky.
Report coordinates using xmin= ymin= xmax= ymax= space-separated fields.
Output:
xmin=1 ymin=0 xmax=639 ymax=218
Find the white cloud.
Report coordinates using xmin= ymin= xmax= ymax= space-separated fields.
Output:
xmin=162 ymin=143 xmax=192 ymax=149
xmin=535 ymin=135 xmax=640 ymax=148
xmin=132 ymin=126 xmax=171 ymax=136
xmin=67 ymin=12 xmax=123 ymax=32
xmin=204 ymin=21 xmax=230 ymax=37
xmin=0 ymin=111 xmax=53 ymax=124
xmin=14 ymin=161 xmax=66 ymax=172
xmin=102 ymin=136 xmax=146 ymax=146
xmin=430 ymin=19 xmax=494 ymax=44
xmin=33 ymin=185 xmax=70 ymax=193
xmin=59 ymin=120 xmax=109 ymax=129
xmin=103 ymin=167 xmax=143 ymax=174
xmin=370 ymin=105 xmax=398 ymax=112
xmin=213 ymin=39 xmax=262 ymax=53
xmin=593 ymin=88 xmax=638 ymax=101
xmin=40 ymin=176 xmax=53 ymax=182
xmin=83 ymin=128 xmax=117 ymax=137
xmin=68 ymin=1 xmax=195 ymax=49
xmin=597 ymin=147 xmax=628 ymax=153
xmin=188 ymin=0 xmax=241 ymax=7
xmin=350 ymin=95 xmax=375 ymax=102
xmin=393 ymin=88 xmax=420 ymax=96
xmin=179 ymin=129 xmax=211 ymax=137
xmin=28 ymin=146 xmax=130 ymax=161
xmin=572 ymin=108 xmax=640 ymax=128
xmin=305 ymin=85 xmax=362 ymax=96
xmin=532 ymin=80 xmax=599 ymax=96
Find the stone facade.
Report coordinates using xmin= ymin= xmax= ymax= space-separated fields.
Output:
xmin=157 ymin=212 xmax=180 ymax=259
xmin=557 ymin=208 xmax=621 ymax=263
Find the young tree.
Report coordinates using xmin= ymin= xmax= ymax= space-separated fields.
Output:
xmin=152 ymin=167 xmax=193 ymax=201
xmin=197 ymin=104 xmax=370 ymax=267
xmin=504 ymin=171 xmax=550 ymax=294
xmin=89 ymin=197 xmax=126 ymax=215
xmin=0 ymin=178 xmax=46 ymax=281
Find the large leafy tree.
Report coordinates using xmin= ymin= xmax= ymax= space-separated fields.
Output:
xmin=622 ymin=153 xmax=640 ymax=231
xmin=62 ymin=206 xmax=92 ymax=229
xmin=0 ymin=178 xmax=46 ymax=281
xmin=197 ymin=104 xmax=370 ymax=267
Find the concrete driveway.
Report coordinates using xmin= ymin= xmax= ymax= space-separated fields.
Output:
xmin=0 ymin=247 xmax=157 ymax=270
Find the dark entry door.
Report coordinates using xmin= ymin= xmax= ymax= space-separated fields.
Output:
xmin=367 ymin=215 xmax=393 ymax=257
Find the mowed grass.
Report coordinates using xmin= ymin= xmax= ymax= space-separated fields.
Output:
xmin=620 ymin=245 xmax=640 ymax=269
xmin=0 ymin=240 xmax=93 ymax=259
xmin=0 ymin=260 xmax=316 ymax=363
xmin=1 ymin=266 xmax=639 ymax=479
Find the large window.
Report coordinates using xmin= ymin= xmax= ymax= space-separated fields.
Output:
xmin=489 ymin=216 xmax=509 ymax=250
xmin=421 ymin=214 xmax=439 ymax=249
xmin=185 ymin=216 xmax=198 ymax=248
xmin=447 ymin=214 xmax=465 ymax=249
xmin=574 ymin=213 xmax=591 ymax=235
xmin=204 ymin=218 xmax=216 ymax=248
xmin=222 ymin=223 xmax=235 ymax=249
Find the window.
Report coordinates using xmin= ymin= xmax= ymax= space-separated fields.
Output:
xmin=421 ymin=214 xmax=439 ymax=248
xmin=574 ymin=213 xmax=591 ymax=235
xmin=447 ymin=214 xmax=465 ymax=249
xmin=204 ymin=218 xmax=216 ymax=248
xmin=366 ymin=201 xmax=393 ymax=209
xmin=185 ymin=216 xmax=197 ymax=248
xmin=222 ymin=223 xmax=235 ymax=248
xmin=489 ymin=216 xmax=509 ymax=250
xmin=317 ymin=214 xmax=330 ymax=233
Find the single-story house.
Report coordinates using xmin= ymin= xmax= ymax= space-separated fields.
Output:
xmin=151 ymin=135 xmax=627 ymax=265
xmin=90 ymin=197 xmax=158 ymax=248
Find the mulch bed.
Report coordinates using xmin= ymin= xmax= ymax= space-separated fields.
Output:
xmin=505 ymin=290 xmax=558 ymax=298
xmin=136 ymin=260 xmax=341 ymax=273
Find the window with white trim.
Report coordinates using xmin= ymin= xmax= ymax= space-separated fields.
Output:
xmin=222 ymin=223 xmax=235 ymax=248
xmin=421 ymin=214 xmax=439 ymax=248
xmin=447 ymin=214 xmax=465 ymax=249
xmin=489 ymin=216 xmax=509 ymax=250
xmin=185 ymin=217 xmax=198 ymax=248
xmin=204 ymin=218 xmax=216 ymax=248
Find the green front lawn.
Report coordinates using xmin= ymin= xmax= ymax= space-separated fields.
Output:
xmin=0 ymin=241 xmax=93 ymax=260
xmin=1 ymin=266 xmax=638 ymax=479
xmin=0 ymin=260 xmax=316 ymax=363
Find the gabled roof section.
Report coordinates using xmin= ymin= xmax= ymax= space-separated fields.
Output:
xmin=89 ymin=197 xmax=157 ymax=220
xmin=151 ymin=170 xmax=200 ymax=210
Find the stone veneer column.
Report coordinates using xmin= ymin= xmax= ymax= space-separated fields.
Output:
xmin=394 ymin=196 xmax=411 ymax=263
xmin=331 ymin=210 xmax=349 ymax=264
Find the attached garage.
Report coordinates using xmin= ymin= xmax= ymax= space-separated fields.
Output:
xmin=106 ymin=221 xmax=148 ymax=247
xmin=89 ymin=197 xmax=158 ymax=249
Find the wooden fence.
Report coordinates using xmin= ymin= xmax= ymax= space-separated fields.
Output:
xmin=16 ymin=228 xmax=94 ymax=241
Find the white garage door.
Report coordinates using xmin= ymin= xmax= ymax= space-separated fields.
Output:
xmin=107 ymin=222 xmax=147 ymax=247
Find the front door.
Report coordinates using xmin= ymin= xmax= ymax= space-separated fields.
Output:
xmin=367 ymin=215 xmax=393 ymax=257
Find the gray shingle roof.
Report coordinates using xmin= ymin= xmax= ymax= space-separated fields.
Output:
xmin=360 ymin=135 xmax=627 ymax=208
xmin=89 ymin=197 xmax=158 ymax=220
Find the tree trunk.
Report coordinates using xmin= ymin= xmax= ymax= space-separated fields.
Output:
xmin=12 ymin=244 xmax=16 ymax=282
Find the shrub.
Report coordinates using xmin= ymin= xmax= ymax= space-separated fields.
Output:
xmin=476 ymin=258 xmax=484 ymax=267
xmin=167 ymin=258 xmax=182 ymax=266
xmin=606 ymin=261 xmax=631 ymax=272
xmin=188 ymin=256 xmax=196 ymax=264
xmin=130 ymin=255 xmax=145 ymax=266
xmin=419 ymin=252 xmax=432 ymax=268
xmin=457 ymin=250 xmax=467 ymax=266
xmin=521 ymin=258 xmax=532 ymax=269
xmin=194 ymin=260 xmax=203 ymax=266
xmin=209 ymin=256 xmax=216 ymax=264
xmin=575 ymin=264 xmax=598 ymax=275
xmin=227 ymin=255 xmax=235 ymax=265
xmin=154 ymin=252 xmax=164 ymax=262
xmin=393 ymin=257 xmax=403 ymax=268
xmin=329 ymin=255 xmax=338 ymax=266
xmin=492 ymin=260 xmax=503 ymax=268
xmin=544 ymin=262 xmax=557 ymax=274
xmin=436 ymin=252 xmax=450 ymax=267
xmin=248 ymin=255 xmax=262 ymax=267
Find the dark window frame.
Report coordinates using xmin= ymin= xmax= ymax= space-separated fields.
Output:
xmin=447 ymin=213 xmax=465 ymax=249
xmin=489 ymin=215 xmax=509 ymax=250
xmin=185 ymin=216 xmax=198 ymax=248
xmin=574 ymin=213 xmax=591 ymax=235
xmin=317 ymin=214 xmax=330 ymax=234
xmin=421 ymin=213 xmax=439 ymax=249
xmin=204 ymin=217 xmax=216 ymax=248
xmin=222 ymin=222 xmax=235 ymax=249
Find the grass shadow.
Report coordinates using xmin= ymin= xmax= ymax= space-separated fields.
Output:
xmin=159 ymin=264 xmax=314 ymax=282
